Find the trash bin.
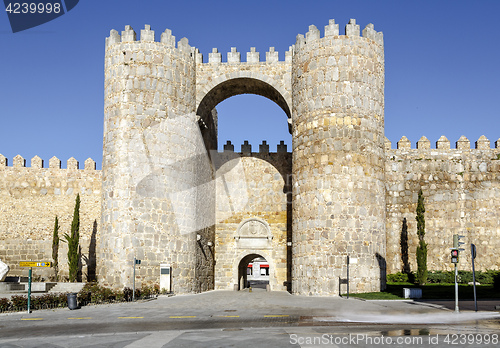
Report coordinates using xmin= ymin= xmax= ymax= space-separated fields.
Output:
xmin=67 ymin=293 xmax=78 ymax=310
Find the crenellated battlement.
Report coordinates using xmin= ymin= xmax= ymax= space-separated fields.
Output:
xmin=105 ymin=24 xmax=199 ymax=60
xmin=0 ymin=154 xmax=98 ymax=170
xmin=206 ymin=46 xmax=294 ymax=64
xmin=220 ymin=140 xmax=290 ymax=154
xmin=106 ymin=19 xmax=381 ymax=66
xmin=294 ymin=18 xmax=383 ymax=50
xmin=106 ymin=24 xmax=291 ymax=64
xmin=385 ymin=135 xmax=500 ymax=151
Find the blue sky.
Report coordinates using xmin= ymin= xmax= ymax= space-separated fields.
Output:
xmin=1 ymin=0 xmax=499 ymax=169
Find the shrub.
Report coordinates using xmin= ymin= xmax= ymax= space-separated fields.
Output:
xmin=123 ymin=287 xmax=133 ymax=302
xmin=10 ymin=295 xmax=28 ymax=309
xmin=427 ymin=271 xmax=455 ymax=284
xmin=424 ymin=270 xmax=500 ymax=285
xmin=78 ymin=282 xmax=115 ymax=304
xmin=140 ymin=285 xmax=151 ymax=298
xmin=114 ymin=289 xmax=124 ymax=302
xmin=140 ymin=284 xmax=159 ymax=298
xmin=33 ymin=293 xmax=67 ymax=309
xmin=134 ymin=288 xmax=141 ymax=299
xmin=387 ymin=272 xmax=410 ymax=283
xmin=91 ymin=285 xmax=114 ymax=303
xmin=3 ymin=282 xmax=168 ymax=312
xmin=64 ymin=194 xmax=80 ymax=282
xmin=0 ymin=298 xmax=11 ymax=312
xmin=52 ymin=215 xmax=60 ymax=281
xmin=494 ymin=273 xmax=500 ymax=290
xmin=415 ymin=189 xmax=428 ymax=285
xmin=78 ymin=283 xmax=93 ymax=304
xmin=30 ymin=295 xmax=43 ymax=308
xmin=57 ymin=292 xmax=68 ymax=305
xmin=458 ymin=271 xmax=473 ymax=284
xmin=475 ymin=270 xmax=500 ymax=285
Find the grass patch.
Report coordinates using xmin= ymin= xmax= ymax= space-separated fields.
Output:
xmin=345 ymin=292 xmax=404 ymax=300
xmin=344 ymin=283 xmax=499 ymax=300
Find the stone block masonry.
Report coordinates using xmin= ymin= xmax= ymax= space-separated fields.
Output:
xmin=292 ymin=19 xmax=386 ymax=295
xmin=0 ymin=155 xmax=101 ymax=281
xmin=385 ymin=136 xmax=500 ymax=275
xmin=0 ymin=18 xmax=498 ymax=297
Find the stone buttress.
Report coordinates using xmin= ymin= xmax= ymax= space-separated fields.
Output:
xmin=101 ymin=25 xmax=215 ymax=293
xmin=291 ymin=20 xmax=386 ymax=295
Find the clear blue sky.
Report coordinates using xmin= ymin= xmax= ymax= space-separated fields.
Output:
xmin=1 ymin=0 xmax=499 ymax=169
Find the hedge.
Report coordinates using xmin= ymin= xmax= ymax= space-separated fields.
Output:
xmin=387 ymin=270 xmax=500 ymax=285
xmin=0 ymin=283 xmax=161 ymax=313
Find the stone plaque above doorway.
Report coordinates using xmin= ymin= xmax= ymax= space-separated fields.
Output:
xmin=234 ymin=218 xmax=273 ymax=249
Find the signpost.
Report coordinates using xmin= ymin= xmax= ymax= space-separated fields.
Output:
xmin=133 ymin=258 xmax=141 ymax=302
xmin=450 ymin=235 xmax=465 ymax=313
xmin=19 ymin=261 xmax=52 ymax=314
xmin=471 ymin=243 xmax=477 ymax=312
xmin=19 ymin=262 xmax=51 ymax=268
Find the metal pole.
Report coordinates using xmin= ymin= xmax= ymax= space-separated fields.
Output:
xmin=471 ymin=244 xmax=477 ymax=312
xmin=27 ymin=268 xmax=32 ymax=314
xmin=133 ymin=257 xmax=136 ymax=302
xmin=454 ymin=263 xmax=459 ymax=313
xmin=346 ymin=255 xmax=349 ymax=299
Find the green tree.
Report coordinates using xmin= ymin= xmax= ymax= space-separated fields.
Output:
xmin=416 ymin=189 xmax=428 ymax=285
xmin=52 ymin=216 xmax=60 ymax=281
xmin=64 ymin=194 xmax=80 ymax=282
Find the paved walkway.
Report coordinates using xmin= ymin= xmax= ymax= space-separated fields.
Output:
xmin=1 ymin=289 xmax=499 ymax=324
xmin=0 ymin=290 xmax=499 ymax=347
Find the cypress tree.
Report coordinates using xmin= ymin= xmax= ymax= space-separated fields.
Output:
xmin=64 ymin=194 xmax=80 ymax=282
xmin=52 ymin=216 xmax=60 ymax=281
xmin=416 ymin=189 xmax=428 ymax=285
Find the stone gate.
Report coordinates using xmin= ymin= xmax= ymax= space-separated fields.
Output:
xmin=2 ymin=17 xmax=497 ymax=296
xmin=100 ymin=18 xmax=386 ymax=295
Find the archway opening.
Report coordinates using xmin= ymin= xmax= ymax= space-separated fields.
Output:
xmin=237 ymin=254 xmax=269 ymax=291
xmin=216 ymin=94 xmax=291 ymax=152
xmin=196 ymin=77 xmax=292 ymax=152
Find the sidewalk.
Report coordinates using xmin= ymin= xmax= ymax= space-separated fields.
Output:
xmin=1 ymin=288 xmax=498 ymax=324
xmin=1 ymin=290 xmax=499 ymax=347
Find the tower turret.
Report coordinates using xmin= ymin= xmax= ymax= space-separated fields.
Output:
xmin=101 ymin=25 xmax=214 ymax=293
xmin=291 ymin=19 xmax=386 ymax=295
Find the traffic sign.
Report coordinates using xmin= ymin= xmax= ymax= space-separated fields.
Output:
xmin=19 ymin=261 xmax=52 ymax=267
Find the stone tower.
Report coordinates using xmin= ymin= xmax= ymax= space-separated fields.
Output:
xmin=291 ymin=20 xmax=386 ymax=295
xmin=100 ymin=25 xmax=215 ymax=293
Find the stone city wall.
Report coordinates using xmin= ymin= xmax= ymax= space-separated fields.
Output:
xmin=385 ymin=135 xmax=500 ymax=274
xmin=0 ymin=154 xmax=101 ymax=281
xmin=2 ymin=18 xmax=499 ymax=297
